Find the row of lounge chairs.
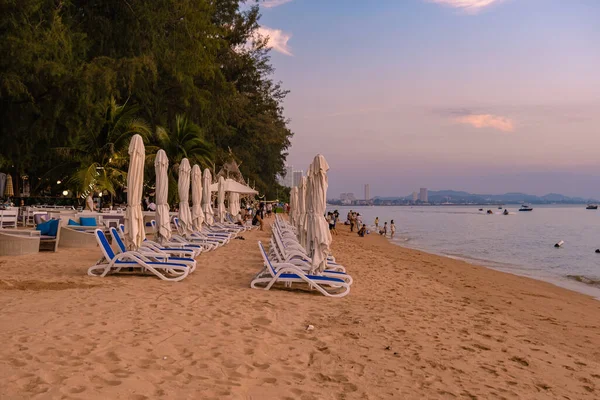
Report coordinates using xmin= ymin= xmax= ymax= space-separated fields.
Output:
xmin=88 ymin=215 xmax=255 ymax=281
xmin=250 ymin=216 xmax=352 ymax=297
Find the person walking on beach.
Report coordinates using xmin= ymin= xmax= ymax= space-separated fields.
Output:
xmin=390 ymin=220 xmax=396 ymax=239
xmin=375 ymin=217 xmax=379 ymax=230
xmin=349 ymin=211 xmax=355 ymax=232
xmin=330 ymin=211 xmax=338 ymax=235
xmin=380 ymin=222 xmax=387 ymax=236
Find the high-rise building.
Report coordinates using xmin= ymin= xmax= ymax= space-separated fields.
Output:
xmin=284 ymin=165 xmax=293 ymax=187
xmin=412 ymin=191 xmax=418 ymax=202
xmin=419 ymin=188 xmax=428 ymax=203
xmin=364 ymin=184 xmax=370 ymax=201
xmin=292 ymin=170 xmax=304 ymax=187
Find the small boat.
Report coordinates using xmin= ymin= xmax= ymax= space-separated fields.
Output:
xmin=519 ymin=204 xmax=533 ymax=212
xmin=586 ymin=204 xmax=598 ymax=210
xmin=498 ymin=206 xmax=503 ymax=209
xmin=478 ymin=208 xmax=483 ymax=211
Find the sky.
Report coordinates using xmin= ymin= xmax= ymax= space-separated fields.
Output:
xmin=256 ymin=0 xmax=600 ymax=198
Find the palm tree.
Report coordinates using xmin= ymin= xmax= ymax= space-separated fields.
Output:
xmin=150 ymin=114 xmax=213 ymax=203
xmin=55 ymin=97 xmax=152 ymax=201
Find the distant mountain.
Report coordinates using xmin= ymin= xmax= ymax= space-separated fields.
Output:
xmin=371 ymin=190 xmax=597 ymax=205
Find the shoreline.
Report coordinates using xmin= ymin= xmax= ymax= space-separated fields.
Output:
xmin=386 ymin=233 xmax=600 ymax=300
xmin=1 ymin=223 xmax=600 ymax=398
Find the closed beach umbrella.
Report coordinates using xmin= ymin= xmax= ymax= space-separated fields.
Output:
xmin=85 ymin=194 xmax=94 ymax=211
xmin=191 ymin=164 xmax=204 ymax=231
xmin=289 ymin=187 xmax=297 ymax=225
xmin=124 ymin=134 xmax=145 ymax=250
xmin=154 ymin=149 xmax=171 ymax=244
xmin=305 ymin=154 xmax=332 ymax=274
xmin=297 ymin=176 xmax=307 ymax=247
xmin=217 ymin=176 xmax=226 ymax=223
xmin=202 ymin=168 xmax=214 ymax=225
xmin=4 ymin=174 xmax=14 ymax=197
xmin=178 ymin=158 xmax=193 ymax=237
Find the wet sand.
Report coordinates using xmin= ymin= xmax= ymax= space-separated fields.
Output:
xmin=1 ymin=223 xmax=599 ymax=399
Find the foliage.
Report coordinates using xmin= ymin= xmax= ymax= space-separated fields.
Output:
xmin=0 ymin=0 xmax=292 ymax=199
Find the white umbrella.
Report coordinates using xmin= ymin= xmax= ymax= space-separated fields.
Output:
xmin=217 ymin=176 xmax=226 ymax=223
xmin=228 ymin=192 xmax=240 ymax=217
xmin=289 ymin=187 xmax=298 ymax=225
xmin=191 ymin=164 xmax=204 ymax=231
xmin=178 ymin=158 xmax=193 ymax=236
xmin=202 ymin=168 xmax=214 ymax=225
xmin=297 ymin=176 xmax=307 ymax=247
xmin=305 ymin=154 xmax=332 ymax=274
xmin=154 ymin=149 xmax=171 ymax=244
xmin=124 ymin=134 xmax=145 ymax=250
xmin=209 ymin=179 xmax=258 ymax=194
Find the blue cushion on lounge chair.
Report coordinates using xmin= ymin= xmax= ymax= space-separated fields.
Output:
xmin=80 ymin=217 xmax=96 ymax=226
xmin=36 ymin=220 xmax=51 ymax=235
xmin=68 ymin=218 xmax=81 ymax=226
xmin=47 ymin=219 xmax=60 ymax=237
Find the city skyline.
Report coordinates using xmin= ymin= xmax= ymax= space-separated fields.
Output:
xmin=258 ymin=0 xmax=600 ymax=198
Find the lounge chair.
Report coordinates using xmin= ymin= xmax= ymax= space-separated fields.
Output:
xmin=251 ymin=241 xmax=350 ymax=298
xmin=267 ymin=237 xmax=352 ymax=284
xmin=119 ymin=223 xmax=202 ymax=257
xmin=109 ymin=227 xmax=197 ymax=272
xmin=172 ymin=218 xmax=229 ymax=247
xmin=88 ymin=229 xmax=190 ymax=281
xmin=272 ymin=223 xmax=341 ymax=268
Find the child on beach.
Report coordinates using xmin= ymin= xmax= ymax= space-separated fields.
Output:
xmin=358 ymin=224 xmax=366 ymax=237
xmin=390 ymin=220 xmax=396 ymax=238
xmin=379 ymin=222 xmax=387 ymax=236
xmin=375 ymin=217 xmax=379 ymax=230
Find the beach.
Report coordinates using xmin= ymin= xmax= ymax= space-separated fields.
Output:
xmin=1 ymin=225 xmax=600 ymax=399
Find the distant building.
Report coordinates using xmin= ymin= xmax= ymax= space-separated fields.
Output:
xmin=364 ymin=184 xmax=370 ymax=201
xmin=412 ymin=191 xmax=418 ymax=202
xmin=339 ymin=193 xmax=356 ymax=202
xmin=292 ymin=170 xmax=303 ymax=187
xmin=419 ymin=188 xmax=428 ymax=203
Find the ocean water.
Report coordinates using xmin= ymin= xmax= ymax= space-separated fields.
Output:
xmin=329 ymin=205 xmax=600 ymax=298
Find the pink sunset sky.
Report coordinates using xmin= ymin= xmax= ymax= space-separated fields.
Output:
xmin=258 ymin=0 xmax=600 ymax=198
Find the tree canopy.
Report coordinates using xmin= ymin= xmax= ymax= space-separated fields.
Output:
xmin=0 ymin=0 xmax=292 ymax=200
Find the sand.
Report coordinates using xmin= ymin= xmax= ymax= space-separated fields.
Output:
xmin=1 ymin=223 xmax=600 ymax=399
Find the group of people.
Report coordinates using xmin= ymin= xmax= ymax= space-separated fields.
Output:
xmin=327 ymin=210 xmax=339 ymax=235
xmin=344 ymin=211 xmax=396 ymax=239
xmin=374 ymin=217 xmax=396 ymax=238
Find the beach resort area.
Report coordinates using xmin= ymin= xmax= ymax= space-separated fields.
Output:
xmin=2 ymin=0 xmax=600 ymax=399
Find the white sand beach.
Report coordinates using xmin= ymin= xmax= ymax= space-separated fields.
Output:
xmin=1 ymin=225 xmax=600 ymax=399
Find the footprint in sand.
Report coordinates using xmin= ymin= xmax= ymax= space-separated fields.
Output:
xmin=252 ymin=316 xmax=272 ymax=326
xmin=68 ymin=385 xmax=86 ymax=394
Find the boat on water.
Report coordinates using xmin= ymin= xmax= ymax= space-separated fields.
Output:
xmin=519 ymin=204 xmax=533 ymax=212
xmin=586 ymin=204 xmax=598 ymax=210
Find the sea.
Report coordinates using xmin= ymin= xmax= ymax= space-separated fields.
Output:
xmin=329 ymin=205 xmax=600 ymax=299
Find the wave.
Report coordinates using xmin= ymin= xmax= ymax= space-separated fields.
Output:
xmin=565 ymin=275 xmax=600 ymax=287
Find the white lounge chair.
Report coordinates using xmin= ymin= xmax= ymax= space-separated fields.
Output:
xmin=109 ymin=227 xmax=197 ymax=272
xmin=88 ymin=229 xmax=190 ymax=281
xmin=251 ymin=241 xmax=350 ymax=298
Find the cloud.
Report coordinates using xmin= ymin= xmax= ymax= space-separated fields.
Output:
xmin=455 ymin=114 xmax=515 ymax=132
xmin=256 ymin=26 xmax=293 ymax=56
xmin=261 ymin=0 xmax=293 ymax=8
xmin=427 ymin=0 xmax=503 ymax=14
